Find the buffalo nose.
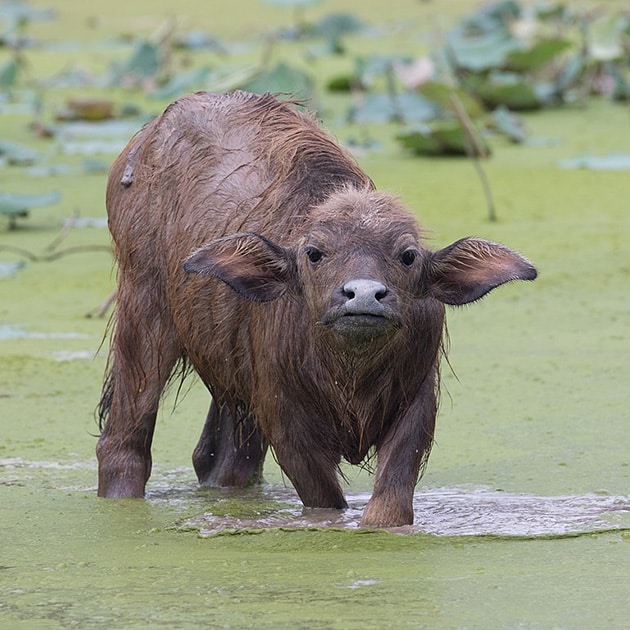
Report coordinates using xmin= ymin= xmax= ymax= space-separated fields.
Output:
xmin=342 ymin=279 xmax=388 ymax=312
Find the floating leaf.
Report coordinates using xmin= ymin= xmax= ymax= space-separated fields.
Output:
xmin=326 ymin=75 xmax=354 ymax=92
xmin=535 ymin=3 xmax=568 ymax=22
xmin=473 ymin=72 xmax=542 ymax=110
xmin=240 ymin=62 xmax=314 ymax=99
xmin=109 ymin=40 xmax=161 ymax=86
xmin=608 ymin=64 xmax=630 ymax=101
xmin=56 ymin=120 xmax=144 ymax=141
xmin=0 ymin=139 xmax=39 ymax=165
xmin=0 ymin=190 xmax=61 ymax=213
xmin=26 ymin=161 xmax=108 ymax=177
xmin=0 ymin=190 xmax=61 ymax=227
xmin=489 ymin=106 xmax=527 ymax=143
xmin=458 ymin=0 xmax=521 ymax=34
xmin=309 ymin=11 xmax=366 ymax=51
xmin=554 ymin=53 xmax=586 ymax=93
xmin=0 ymin=2 xmax=56 ymax=24
xmin=447 ymin=28 xmax=520 ymax=71
xmin=125 ymin=40 xmax=161 ymax=78
xmin=173 ymin=31 xmax=226 ymax=53
xmin=349 ymin=92 xmax=438 ymax=124
xmin=53 ymin=120 xmax=143 ymax=156
xmin=26 ymin=164 xmax=73 ymax=177
xmin=419 ymin=82 xmax=486 ymax=120
xmin=558 ymin=154 xmax=630 ymax=171
xmin=0 ymin=57 xmax=19 ymax=88
xmin=151 ymin=67 xmax=212 ymax=100
xmin=356 ymin=54 xmax=412 ymax=87
xmin=504 ymin=39 xmax=573 ymax=72
xmin=59 ymin=140 xmax=128 ymax=155
xmin=311 ymin=12 xmax=365 ymax=38
xmin=201 ymin=65 xmax=260 ymax=94
xmin=397 ymin=121 xmax=490 ymax=157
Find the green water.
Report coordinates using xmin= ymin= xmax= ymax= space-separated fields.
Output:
xmin=2 ymin=466 xmax=630 ymax=628
xmin=2 ymin=0 xmax=630 ymax=627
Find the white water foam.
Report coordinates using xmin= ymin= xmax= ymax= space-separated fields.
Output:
xmin=182 ymin=485 xmax=630 ymax=538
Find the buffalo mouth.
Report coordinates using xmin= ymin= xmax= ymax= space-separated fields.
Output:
xmin=322 ymin=309 xmax=399 ymax=341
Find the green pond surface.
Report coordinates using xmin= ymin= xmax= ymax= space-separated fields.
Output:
xmin=2 ymin=0 xmax=630 ymax=627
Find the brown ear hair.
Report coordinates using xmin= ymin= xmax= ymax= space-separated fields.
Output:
xmin=183 ymin=232 xmax=296 ymax=302
xmin=424 ymin=238 xmax=537 ymax=305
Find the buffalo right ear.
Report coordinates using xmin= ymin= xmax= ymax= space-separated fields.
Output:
xmin=183 ymin=232 xmax=296 ymax=302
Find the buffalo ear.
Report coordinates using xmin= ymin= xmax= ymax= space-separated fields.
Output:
xmin=424 ymin=237 xmax=537 ymax=306
xmin=183 ymin=232 xmax=295 ymax=302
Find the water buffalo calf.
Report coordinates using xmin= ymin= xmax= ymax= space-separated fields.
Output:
xmin=97 ymin=91 xmax=536 ymax=527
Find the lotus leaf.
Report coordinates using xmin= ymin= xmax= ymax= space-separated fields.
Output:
xmin=349 ymin=92 xmax=438 ymax=124
xmin=0 ymin=190 xmax=61 ymax=228
xmin=489 ymin=106 xmax=527 ymax=143
xmin=419 ymin=82 xmax=486 ymax=120
xmin=397 ymin=120 xmax=490 ymax=157
xmin=474 ymin=72 xmax=542 ymax=110
xmin=558 ymin=153 xmax=630 ymax=170
xmin=0 ymin=57 xmax=19 ymax=88
xmin=447 ymin=28 xmax=521 ymax=72
xmin=151 ymin=67 xmax=212 ymax=100
xmin=0 ymin=139 xmax=38 ymax=165
xmin=504 ymin=39 xmax=573 ymax=72
xmin=240 ymin=62 xmax=314 ymax=100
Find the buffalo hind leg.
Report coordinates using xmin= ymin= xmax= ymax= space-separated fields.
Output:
xmin=96 ymin=283 xmax=180 ymax=498
xmin=193 ymin=401 xmax=267 ymax=487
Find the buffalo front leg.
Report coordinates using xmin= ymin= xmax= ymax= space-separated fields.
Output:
xmin=193 ymin=400 xmax=268 ymax=487
xmin=96 ymin=283 xmax=180 ymax=498
xmin=269 ymin=408 xmax=347 ymax=510
xmin=361 ymin=376 xmax=437 ymax=527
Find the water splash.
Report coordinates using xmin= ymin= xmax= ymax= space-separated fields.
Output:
xmin=3 ymin=460 xmax=628 ymax=538
xmin=180 ymin=485 xmax=630 ymax=538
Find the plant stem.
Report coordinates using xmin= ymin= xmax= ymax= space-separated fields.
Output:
xmin=449 ymin=93 xmax=497 ymax=222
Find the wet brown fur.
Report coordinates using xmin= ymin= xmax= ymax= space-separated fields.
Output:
xmin=97 ymin=91 xmax=535 ymax=527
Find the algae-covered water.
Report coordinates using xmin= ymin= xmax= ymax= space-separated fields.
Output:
xmin=2 ymin=1 xmax=630 ymax=627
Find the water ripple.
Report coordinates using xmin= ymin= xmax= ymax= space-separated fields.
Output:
xmin=180 ymin=485 xmax=630 ymax=538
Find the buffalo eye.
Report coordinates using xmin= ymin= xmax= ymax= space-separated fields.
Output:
xmin=306 ymin=246 xmax=324 ymax=264
xmin=399 ymin=248 xmax=418 ymax=267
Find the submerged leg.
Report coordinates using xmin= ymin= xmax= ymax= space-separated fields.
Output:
xmin=193 ymin=401 xmax=267 ymax=487
xmin=96 ymin=283 xmax=180 ymax=498
xmin=361 ymin=375 xmax=437 ymax=527
xmin=268 ymin=404 xmax=347 ymax=510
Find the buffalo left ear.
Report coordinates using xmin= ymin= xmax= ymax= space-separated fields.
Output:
xmin=183 ymin=232 xmax=296 ymax=302
xmin=424 ymin=237 xmax=537 ymax=306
